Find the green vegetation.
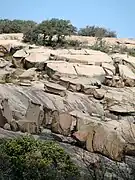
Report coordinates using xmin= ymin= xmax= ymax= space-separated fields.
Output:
xmin=78 ymin=25 xmax=117 ymax=38
xmin=89 ymin=37 xmax=110 ymax=53
xmin=0 ymin=19 xmax=37 ymax=34
xmin=0 ymin=18 xmax=134 ymax=56
xmin=127 ymin=48 xmax=135 ymax=57
xmin=23 ymin=19 xmax=117 ymax=47
xmin=89 ymin=37 xmax=135 ymax=56
xmin=0 ymin=19 xmax=116 ymax=38
xmin=3 ymin=18 xmax=135 ymax=56
xmin=0 ymin=18 xmax=117 ymax=48
xmin=23 ymin=18 xmax=77 ymax=47
xmin=38 ymin=19 xmax=77 ymax=45
xmin=0 ymin=136 xmax=79 ymax=180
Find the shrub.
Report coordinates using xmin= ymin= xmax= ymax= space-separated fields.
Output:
xmin=52 ymin=39 xmax=82 ymax=49
xmin=127 ymin=48 xmax=135 ymax=57
xmin=89 ymin=38 xmax=135 ymax=55
xmin=89 ymin=37 xmax=110 ymax=53
xmin=0 ymin=136 xmax=79 ymax=180
xmin=78 ymin=26 xmax=117 ymax=38
xmin=65 ymin=39 xmax=82 ymax=48
xmin=109 ymin=44 xmax=135 ymax=56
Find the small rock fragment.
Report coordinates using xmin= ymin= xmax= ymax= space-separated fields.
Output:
xmin=44 ymin=82 xmax=66 ymax=97
xmin=4 ymin=123 xmax=11 ymax=131
xmin=10 ymin=119 xmax=19 ymax=132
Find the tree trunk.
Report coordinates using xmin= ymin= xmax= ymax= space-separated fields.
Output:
xmin=48 ymin=36 xmax=53 ymax=46
xmin=57 ymin=35 xmax=61 ymax=43
xmin=43 ymin=33 xmax=47 ymax=46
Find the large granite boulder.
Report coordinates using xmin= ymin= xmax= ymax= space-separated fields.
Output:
xmin=0 ymin=44 xmax=11 ymax=57
xmin=74 ymin=64 xmax=106 ymax=82
xmin=57 ymin=49 xmax=113 ymax=65
xmin=104 ymin=87 xmax=135 ymax=114
xmin=13 ymin=49 xmax=28 ymax=58
xmin=44 ymin=81 xmax=67 ymax=97
xmin=46 ymin=61 xmax=77 ymax=79
xmin=51 ymin=111 xmax=73 ymax=136
xmin=59 ymin=76 xmax=101 ymax=93
xmin=102 ymin=63 xmax=115 ymax=76
xmin=0 ymin=98 xmax=15 ymax=128
xmin=0 ymin=58 xmax=10 ymax=68
xmin=19 ymin=68 xmax=37 ymax=80
xmin=119 ymin=64 xmax=135 ymax=80
xmin=25 ymin=53 xmax=49 ymax=69
xmin=73 ymin=119 xmax=135 ymax=161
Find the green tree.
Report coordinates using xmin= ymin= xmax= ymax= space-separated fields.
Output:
xmin=38 ymin=19 xmax=55 ymax=46
xmin=0 ymin=19 xmax=13 ymax=33
xmin=23 ymin=26 xmax=39 ymax=44
xmin=54 ymin=19 xmax=77 ymax=43
xmin=0 ymin=19 xmax=37 ymax=34
xmin=37 ymin=18 xmax=77 ymax=46
xmin=21 ymin=20 xmax=37 ymax=32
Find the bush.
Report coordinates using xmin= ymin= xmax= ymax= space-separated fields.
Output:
xmin=65 ymin=39 xmax=82 ymax=48
xmin=78 ymin=26 xmax=117 ymax=38
xmin=127 ymin=48 xmax=135 ymax=57
xmin=89 ymin=38 xmax=135 ymax=57
xmin=23 ymin=27 xmax=39 ymax=44
xmin=89 ymin=37 xmax=110 ymax=53
xmin=0 ymin=136 xmax=79 ymax=180
xmin=51 ymin=39 xmax=82 ymax=49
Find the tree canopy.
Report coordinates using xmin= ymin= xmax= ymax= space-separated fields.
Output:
xmin=0 ymin=18 xmax=117 ymax=38
xmin=0 ymin=19 xmax=37 ymax=34
xmin=23 ymin=18 xmax=77 ymax=46
xmin=0 ymin=18 xmax=117 ymax=48
xmin=38 ymin=18 xmax=77 ymax=45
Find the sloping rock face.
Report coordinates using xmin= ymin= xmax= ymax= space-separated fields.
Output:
xmin=1 ymin=39 xmax=135 ymax=168
xmin=1 ymin=36 xmax=135 ymax=179
xmin=1 ymin=83 xmax=135 ymax=161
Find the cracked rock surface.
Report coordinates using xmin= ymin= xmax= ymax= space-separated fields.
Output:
xmin=0 ymin=35 xmax=135 ymax=179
